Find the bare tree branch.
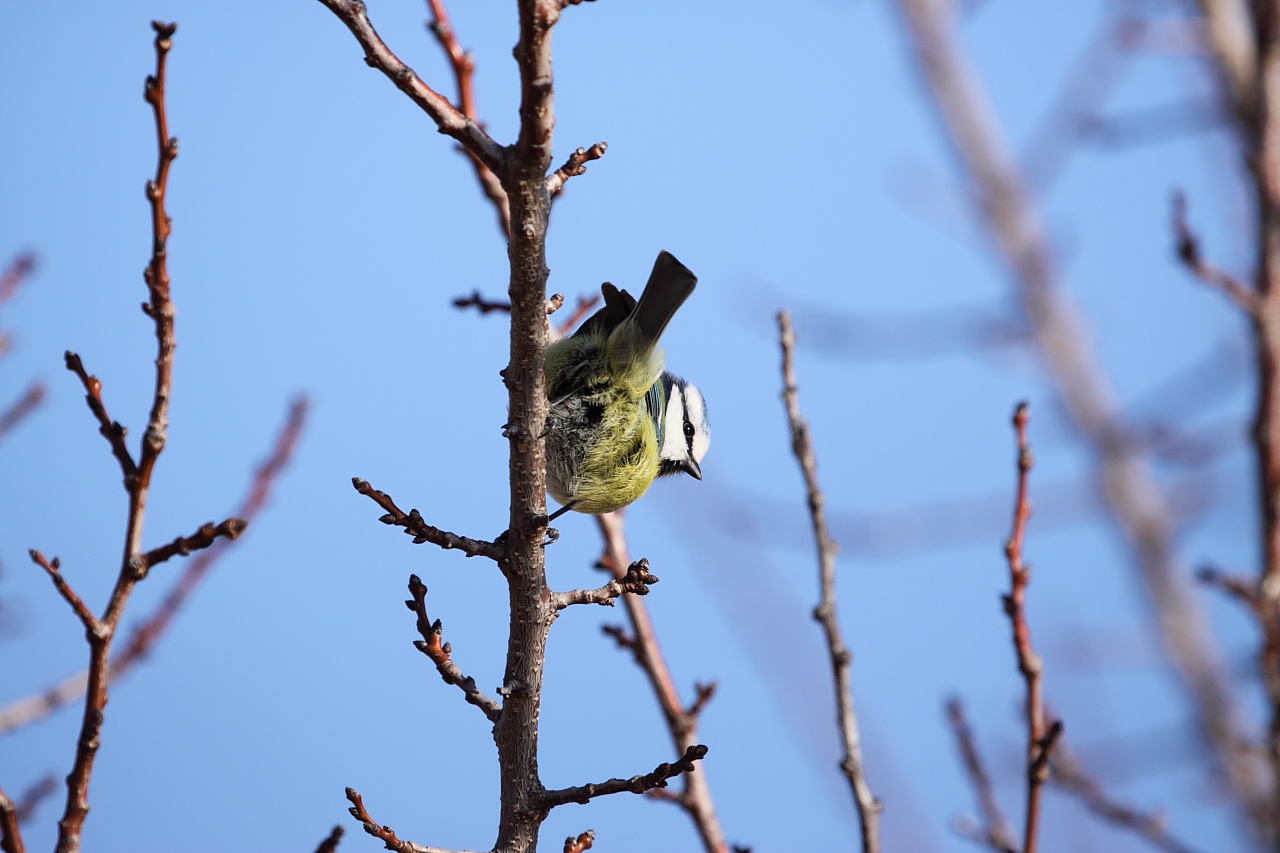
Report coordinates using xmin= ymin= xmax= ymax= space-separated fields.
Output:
xmin=352 ymin=478 xmax=502 ymax=560
xmin=945 ymin=697 xmax=1017 ymax=853
xmin=312 ymin=825 xmax=345 ymax=853
xmin=1171 ymin=191 xmax=1259 ymax=314
xmin=0 ymin=784 xmax=24 ymax=853
xmin=892 ymin=0 xmax=1264 ymax=833
xmin=405 ymin=574 xmax=502 ymax=723
xmin=777 ymin=310 xmax=881 ymax=852
xmin=345 ymin=787 xmax=477 ymax=853
xmin=0 ymin=382 xmax=44 ymax=445
xmin=539 ymin=745 xmax=709 ymax=808
xmin=545 ymin=142 xmax=607 ymax=197
xmin=551 ymin=559 xmax=657 ymax=608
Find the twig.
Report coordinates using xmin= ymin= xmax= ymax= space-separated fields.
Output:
xmin=0 ymin=382 xmax=44 ymax=444
xmin=892 ymin=0 xmax=1261 ymax=831
xmin=1050 ymin=738 xmax=1205 ymax=853
xmin=553 ymin=295 xmax=599 ymax=339
xmin=140 ymin=518 xmax=247 ymax=573
xmin=0 ymin=784 xmax=23 ymax=853
xmin=63 ymin=352 xmax=136 ymax=479
xmin=550 ymin=559 xmax=657 ymax=608
xmin=453 ymin=291 xmax=510 ymax=315
xmin=0 ymin=253 xmax=35 ymax=310
xmin=1171 ymin=192 xmax=1259 ymax=314
xmin=345 ymin=788 xmax=475 ymax=853
xmin=424 ymin=0 xmax=510 ymax=234
xmin=351 ymin=478 xmax=502 ymax=560
xmin=777 ymin=310 xmax=881 ymax=852
xmin=1001 ymin=403 xmax=1062 ymax=853
xmin=562 ymin=830 xmax=594 ymax=853
xmin=405 ymin=574 xmax=502 ymax=723
xmin=595 ymin=512 xmax=732 ymax=853
xmin=0 ymin=398 xmax=307 ymax=738
xmin=28 ymin=552 xmax=98 ymax=634
xmin=313 ymin=0 xmax=505 ymax=175
xmin=313 ymin=825 xmax=345 ymax=853
xmin=545 ymin=142 xmax=608 ymax=196
xmin=539 ymin=745 xmax=709 ymax=808
xmin=945 ymin=697 xmax=1017 ymax=853
xmin=1197 ymin=565 xmax=1260 ymax=613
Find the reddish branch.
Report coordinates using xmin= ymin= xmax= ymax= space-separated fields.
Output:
xmin=64 ymin=352 xmax=136 ymax=478
xmin=892 ymin=0 xmax=1261 ymax=833
xmin=0 ymin=253 xmax=35 ymax=308
xmin=12 ymin=776 xmax=55 ymax=826
xmin=28 ymin=552 xmax=97 ymax=632
xmin=405 ymin=574 xmax=502 ymax=722
xmin=1002 ymin=404 xmax=1062 ymax=853
xmin=596 ymin=512 xmax=731 ymax=853
xmin=0 ymin=786 xmax=22 ymax=853
xmin=945 ymin=698 xmax=1017 ymax=853
xmin=424 ymin=0 xmax=510 ymax=234
xmin=351 ymin=478 xmax=502 ymax=559
xmin=0 ymin=382 xmax=44 ymax=444
xmin=0 ymin=398 xmax=307 ymax=737
xmin=777 ymin=310 xmax=881 ymax=852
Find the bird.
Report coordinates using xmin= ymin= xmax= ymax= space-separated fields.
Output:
xmin=543 ymin=250 xmax=710 ymax=520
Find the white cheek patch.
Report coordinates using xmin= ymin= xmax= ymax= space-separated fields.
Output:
xmin=660 ymin=386 xmax=687 ymax=462
xmin=682 ymin=385 xmax=710 ymax=462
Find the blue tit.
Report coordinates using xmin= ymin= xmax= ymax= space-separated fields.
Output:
xmin=544 ymin=250 xmax=710 ymax=520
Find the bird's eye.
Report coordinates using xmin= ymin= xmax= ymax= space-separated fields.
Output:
xmin=683 ymin=421 xmax=696 ymax=438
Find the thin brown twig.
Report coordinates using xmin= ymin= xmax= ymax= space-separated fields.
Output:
xmin=453 ymin=291 xmax=510 ymax=314
xmin=313 ymin=825 xmax=345 ymax=853
xmin=1002 ymin=403 xmax=1062 ymax=853
xmin=562 ymin=830 xmax=594 ymax=853
xmin=351 ymin=478 xmax=502 ymax=560
xmin=553 ymin=295 xmax=599 ymax=339
xmin=313 ymin=0 xmax=505 ymax=176
xmin=892 ymin=0 xmax=1263 ymax=831
xmin=1171 ymin=192 xmax=1260 ymax=314
xmin=140 ymin=518 xmax=247 ymax=573
xmin=550 ymin=559 xmax=658 ymax=608
xmin=595 ymin=512 xmax=732 ymax=853
xmin=28 ymin=552 xmax=98 ymax=634
xmin=0 ymin=382 xmax=44 ymax=444
xmin=945 ymin=697 xmax=1018 ymax=853
xmin=63 ymin=352 xmax=136 ymax=479
xmin=405 ymin=574 xmax=502 ymax=723
xmin=538 ymin=745 xmax=709 ymax=808
xmin=424 ymin=0 xmax=510 ymax=234
xmin=0 ymin=399 xmax=308 ymax=737
xmin=0 ymin=254 xmax=35 ymax=310
xmin=545 ymin=142 xmax=608 ymax=196
xmin=777 ymin=310 xmax=881 ymax=852
xmin=345 ymin=787 xmax=476 ymax=853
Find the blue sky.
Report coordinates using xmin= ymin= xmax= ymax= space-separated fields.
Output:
xmin=0 ymin=2 xmax=1260 ymax=851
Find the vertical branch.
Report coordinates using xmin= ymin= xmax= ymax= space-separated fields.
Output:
xmin=53 ymin=25 xmax=180 ymax=853
xmin=1001 ymin=404 xmax=1062 ymax=853
xmin=595 ymin=513 xmax=730 ymax=853
xmin=891 ymin=0 xmax=1264 ymax=835
xmin=777 ymin=311 xmax=881 ymax=852
xmin=490 ymin=2 xmax=558 ymax=851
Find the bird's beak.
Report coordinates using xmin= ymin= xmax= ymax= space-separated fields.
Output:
xmin=682 ymin=458 xmax=702 ymax=480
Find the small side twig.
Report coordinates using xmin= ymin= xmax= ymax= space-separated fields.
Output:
xmin=539 ymin=745 xmax=708 ymax=808
xmin=546 ymin=142 xmax=608 ymax=196
xmin=1172 ymin=192 xmax=1259 ymax=314
xmin=63 ymin=352 xmax=137 ymax=480
xmin=551 ymin=559 xmax=658 ymax=608
xmin=312 ymin=825 xmax=345 ymax=853
xmin=12 ymin=776 xmax=55 ymax=825
xmin=1197 ymin=565 xmax=1261 ymax=612
xmin=562 ymin=830 xmax=594 ymax=853
xmin=345 ymin=788 xmax=474 ymax=853
xmin=778 ymin=309 xmax=881 ymax=852
xmin=945 ymin=697 xmax=1018 ymax=853
xmin=352 ymin=478 xmax=502 ymax=560
xmin=453 ymin=291 xmax=510 ymax=315
xmin=28 ymin=552 xmax=97 ymax=634
xmin=140 ymin=518 xmax=247 ymax=573
xmin=405 ymin=574 xmax=502 ymax=723
xmin=1002 ymin=403 xmax=1062 ymax=853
